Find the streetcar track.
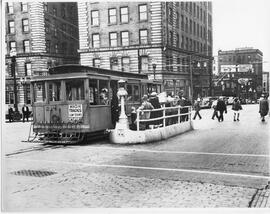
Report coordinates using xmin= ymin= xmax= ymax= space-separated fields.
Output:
xmin=5 ymin=144 xmax=66 ymax=157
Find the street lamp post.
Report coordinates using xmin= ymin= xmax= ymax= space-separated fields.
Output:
xmin=10 ymin=51 xmax=21 ymax=121
xmin=152 ymin=59 xmax=157 ymax=80
xmin=189 ymin=55 xmax=193 ymax=103
xmin=20 ymin=77 xmax=27 ymax=104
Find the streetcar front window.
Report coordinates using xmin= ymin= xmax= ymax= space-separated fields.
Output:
xmin=66 ymin=79 xmax=85 ymax=101
xmin=33 ymin=82 xmax=46 ymax=102
xmin=48 ymin=81 xmax=61 ymax=101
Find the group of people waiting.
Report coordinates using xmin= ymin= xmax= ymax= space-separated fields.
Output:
xmin=130 ymin=91 xmax=192 ymax=130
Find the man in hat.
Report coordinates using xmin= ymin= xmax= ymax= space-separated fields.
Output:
xmin=259 ymin=94 xmax=269 ymax=122
xmin=216 ymin=96 xmax=227 ymax=122
xmin=137 ymin=95 xmax=154 ymax=129
xmin=149 ymin=92 xmax=162 ymax=125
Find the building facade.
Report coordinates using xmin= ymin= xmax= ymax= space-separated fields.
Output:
xmin=214 ymin=48 xmax=263 ymax=100
xmin=78 ymin=1 xmax=213 ymax=99
xmin=5 ymin=2 xmax=79 ymax=112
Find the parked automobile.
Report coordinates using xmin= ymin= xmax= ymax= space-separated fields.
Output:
xmin=200 ymin=97 xmax=218 ymax=109
xmin=226 ymin=96 xmax=234 ymax=105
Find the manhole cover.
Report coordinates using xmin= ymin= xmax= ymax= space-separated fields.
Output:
xmin=10 ymin=170 xmax=56 ymax=177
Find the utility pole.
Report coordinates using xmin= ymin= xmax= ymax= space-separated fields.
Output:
xmin=189 ymin=55 xmax=193 ymax=103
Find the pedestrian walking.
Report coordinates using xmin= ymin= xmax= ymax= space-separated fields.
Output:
xmin=232 ymin=97 xmax=242 ymax=121
xmin=8 ymin=105 xmax=14 ymax=122
xmin=259 ymin=94 xmax=269 ymax=122
xmin=216 ymin=96 xmax=227 ymax=122
xmin=211 ymin=99 xmax=218 ymax=120
xmin=193 ymin=98 xmax=202 ymax=120
xmin=22 ymin=104 xmax=30 ymax=122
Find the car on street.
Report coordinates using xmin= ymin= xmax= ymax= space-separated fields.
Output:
xmin=200 ymin=97 xmax=218 ymax=109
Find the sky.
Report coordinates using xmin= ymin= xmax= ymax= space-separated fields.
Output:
xmin=212 ymin=0 xmax=270 ymax=71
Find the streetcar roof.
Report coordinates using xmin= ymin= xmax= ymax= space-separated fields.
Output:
xmin=30 ymin=64 xmax=162 ymax=84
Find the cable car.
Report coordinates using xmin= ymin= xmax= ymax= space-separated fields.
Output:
xmin=30 ymin=64 xmax=163 ymax=144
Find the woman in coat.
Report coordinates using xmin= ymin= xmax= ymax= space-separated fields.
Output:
xmin=216 ymin=96 xmax=227 ymax=122
xmin=259 ymin=94 xmax=269 ymax=122
xmin=232 ymin=97 xmax=242 ymax=121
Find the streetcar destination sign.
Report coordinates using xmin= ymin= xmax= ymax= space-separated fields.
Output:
xmin=68 ymin=104 xmax=83 ymax=119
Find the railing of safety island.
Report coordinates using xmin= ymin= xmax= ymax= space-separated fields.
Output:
xmin=135 ymin=105 xmax=192 ymax=131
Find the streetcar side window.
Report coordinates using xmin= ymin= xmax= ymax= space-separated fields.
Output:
xmin=33 ymin=82 xmax=46 ymax=102
xmin=126 ymin=84 xmax=140 ymax=102
xmin=48 ymin=81 xmax=61 ymax=101
xmin=66 ymin=79 xmax=85 ymax=101
xmin=88 ymin=79 xmax=109 ymax=105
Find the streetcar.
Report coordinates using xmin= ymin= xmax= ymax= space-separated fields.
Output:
xmin=29 ymin=64 xmax=162 ymax=144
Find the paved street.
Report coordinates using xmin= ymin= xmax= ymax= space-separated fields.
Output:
xmin=2 ymin=104 xmax=270 ymax=210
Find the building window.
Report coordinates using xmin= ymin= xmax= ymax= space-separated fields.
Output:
xmin=139 ymin=29 xmax=148 ymax=45
xmin=45 ymin=19 xmax=50 ymax=34
xmin=139 ymin=4 xmax=147 ymax=21
xmin=108 ymin=8 xmax=117 ymax=24
xmin=61 ymin=42 xmax=67 ymax=54
xmin=181 ymin=15 xmax=184 ymax=31
xmin=93 ymin=58 xmax=101 ymax=68
xmin=176 ymin=12 xmax=179 ymax=28
xmin=8 ymin=21 xmax=15 ymax=34
xmin=44 ymin=3 xmax=48 ymax=12
xmin=169 ymin=7 xmax=173 ymax=25
xmin=61 ymin=4 xmax=66 ymax=18
xmin=46 ymin=40 xmax=51 ymax=52
xmin=92 ymin=34 xmax=100 ymax=48
xmin=141 ymin=56 xmax=148 ymax=73
xmin=91 ymin=10 xmax=99 ymax=26
xmin=25 ymin=62 xmax=32 ymax=76
xmin=110 ymin=57 xmax=118 ymax=70
xmin=55 ymin=43 xmax=58 ymax=53
xmin=170 ymin=31 xmax=173 ymax=46
xmin=185 ymin=17 xmax=188 ymax=32
xmin=121 ymin=31 xmax=129 ymax=46
xmin=23 ymin=40 xmax=30 ymax=53
xmin=53 ymin=25 xmax=57 ymax=37
xmin=7 ymin=2 xmax=14 ymax=14
xmin=181 ymin=36 xmax=184 ymax=48
xmin=109 ymin=32 xmax=117 ymax=47
xmin=176 ymin=34 xmax=179 ymax=48
xmin=22 ymin=19 xmax=29 ymax=32
xmin=122 ymin=57 xmax=130 ymax=72
xmin=120 ymin=7 xmax=129 ymax=23
xmin=21 ymin=2 xmax=28 ymax=12
xmin=9 ymin=41 xmax=16 ymax=51
xmin=189 ymin=19 xmax=192 ymax=34
xmin=53 ymin=7 xmax=57 ymax=16
xmin=6 ymin=87 xmax=14 ymax=104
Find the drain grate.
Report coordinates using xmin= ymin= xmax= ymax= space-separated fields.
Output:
xmin=11 ymin=170 xmax=56 ymax=177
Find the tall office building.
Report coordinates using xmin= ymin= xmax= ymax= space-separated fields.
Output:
xmin=216 ymin=48 xmax=263 ymax=99
xmin=78 ymin=1 xmax=213 ymax=99
xmin=5 ymin=2 xmax=79 ymax=110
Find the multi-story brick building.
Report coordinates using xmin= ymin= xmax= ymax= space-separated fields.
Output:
xmin=78 ymin=1 xmax=213 ymax=99
xmin=214 ymin=48 xmax=263 ymax=99
xmin=5 ymin=2 xmax=79 ymax=112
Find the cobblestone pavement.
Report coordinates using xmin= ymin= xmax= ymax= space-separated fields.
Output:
xmin=2 ymin=104 xmax=270 ymax=210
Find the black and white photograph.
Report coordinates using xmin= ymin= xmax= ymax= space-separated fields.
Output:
xmin=1 ymin=0 xmax=270 ymax=212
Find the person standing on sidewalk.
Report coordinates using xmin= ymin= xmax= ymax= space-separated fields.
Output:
xmin=259 ymin=94 xmax=269 ymax=122
xmin=22 ymin=104 xmax=30 ymax=123
xmin=8 ymin=105 xmax=14 ymax=122
xmin=216 ymin=96 xmax=227 ymax=122
xmin=211 ymin=99 xmax=218 ymax=120
xmin=193 ymin=98 xmax=202 ymax=120
xmin=232 ymin=97 xmax=242 ymax=121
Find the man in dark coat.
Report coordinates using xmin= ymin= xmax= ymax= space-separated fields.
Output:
xmin=8 ymin=106 xmax=14 ymax=122
xmin=259 ymin=94 xmax=269 ymax=122
xmin=22 ymin=104 xmax=30 ymax=122
xmin=149 ymin=92 xmax=162 ymax=125
xmin=111 ymin=92 xmax=119 ymax=127
xmin=216 ymin=96 xmax=227 ymax=122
